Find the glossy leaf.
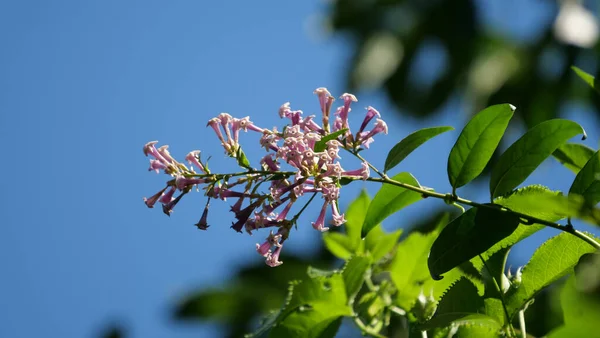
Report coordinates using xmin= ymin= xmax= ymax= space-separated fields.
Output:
xmin=364 ymin=225 xmax=402 ymax=261
xmin=447 ymin=104 xmax=514 ymax=190
xmin=384 ymin=126 xmax=453 ymax=173
xmin=344 ymin=190 xmax=370 ymax=247
xmin=489 ymin=119 xmax=586 ymax=199
xmin=342 ymin=255 xmax=371 ymax=302
xmin=552 ymin=143 xmax=596 ymax=174
xmin=361 ymin=172 xmax=423 ymax=237
xmin=428 ymin=206 xmax=520 ymax=280
xmin=570 ymin=150 xmax=600 ymax=206
xmin=505 ymin=232 xmax=598 ymax=318
xmin=313 ymin=129 xmax=348 ymax=152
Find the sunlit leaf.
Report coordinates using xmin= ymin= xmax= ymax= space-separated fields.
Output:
xmin=489 ymin=119 xmax=586 ymax=199
xmin=269 ymin=270 xmax=352 ymax=338
xmin=505 ymin=232 xmax=598 ymax=318
xmin=569 ymin=150 xmax=600 ymax=206
xmin=362 ymin=172 xmax=423 ymax=237
xmin=364 ymin=225 xmax=402 ymax=261
xmin=447 ymin=104 xmax=514 ymax=190
xmin=428 ymin=206 xmax=520 ymax=280
xmin=342 ymin=255 xmax=371 ymax=301
xmin=552 ymin=143 xmax=596 ymax=174
xmin=384 ymin=126 xmax=453 ymax=173
xmin=451 ymin=314 xmax=503 ymax=338
xmin=344 ymin=189 xmax=370 ymax=247
xmin=322 ymin=232 xmax=354 ymax=259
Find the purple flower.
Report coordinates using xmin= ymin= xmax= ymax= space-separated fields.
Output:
xmin=207 ymin=118 xmax=226 ymax=144
xmin=359 ymin=106 xmax=381 ymax=133
xmin=195 ymin=202 xmax=210 ymax=230
xmin=260 ymin=154 xmax=280 ymax=172
xmin=337 ymin=93 xmax=357 ymax=129
xmin=148 ymin=159 xmax=167 ymax=173
xmin=364 ymin=118 xmax=388 ymax=139
xmin=162 ymin=192 xmax=185 ymax=216
xmin=159 ymin=186 xmax=176 ymax=204
xmin=143 ymin=186 xmax=169 ymax=208
xmin=331 ymin=201 xmax=346 ymax=226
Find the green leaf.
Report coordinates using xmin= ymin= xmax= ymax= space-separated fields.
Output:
xmin=236 ymin=147 xmax=251 ymax=169
xmin=390 ymin=230 xmax=440 ymax=309
xmin=421 ymin=278 xmax=485 ymax=329
xmin=505 ymin=232 xmax=598 ymax=318
xmin=384 ymin=126 xmax=454 ymax=173
xmin=270 ymin=271 xmax=352 ymax=338
xmin=552 ymin=143 xmax=596 ymax=174
xmin=428 ymin=206 xmax=520 ymax=280
xmin=364 ymin=225 xmax=402 ymax=261
xmin=362 ymin=172 xmax=423 ymax=237
xmin=322 ymin=232 xmax=354 ymax=259
xmin=452 ymin=314 xmax=503 ymax=338
xmin=570 ymin=150 xmax=600 ymax=206
xmin=313 ymin=129 xmax=348 ymax=152
xmin=447 ymin=104 xmax=514 ymax=190
xmin=572 ymin=66 xmax=600 ymax=94
xmin=559 ymin=274 xmax=600 ymax=329
xmin=344 ymin=190 xmax=370 ymax=247
xmin=489 ymin=119 xmax=587 ymax=199
xmin=342 ymin=255 xmax=371 ymax=302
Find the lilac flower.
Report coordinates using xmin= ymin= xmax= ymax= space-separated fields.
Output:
xmin=312 ymin=201 xmax=329 ymax=232
xmin=260 ymin=154 xmax=280 ymax=171
xmin=359 ymin=106 xmax=381 ymax=133
xmin=331 ymin=201 xmax=346 ymax=226
xmin=207 ymin=118 xmax=226 ymax=144
xmin=343 ymin=162 xmax=370 ymax=181
xmin=148 ymin=159 xmax=167 ymax=173
xmin=159 ymin=186 xmax=176 ymax=204
xmin=314 ymin=87 xmax=334 ymax=131
xmin=162 ymin=192 xmax=185 ymax=216
xmin=143 ymin=186 xmax=168 ymax=208
xmin=266 ymin=244 xmax=283 ymax=267
xmin=185 ymin=150 xmax=207 ymax=173
xmin=143 ymin=141 xmax=167 ymax=163
xmin=338 ymin=93 xmax=357 ymax=128
xmin=175 ymin=176 xmax=207 ymax=191
xmin=279 ymin=102 xmax=291 ymax=118
xmin=364 ymin=118 xmax=388 ymax=140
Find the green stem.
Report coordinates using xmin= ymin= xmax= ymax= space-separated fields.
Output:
xmin=352 ymin=316 xmax=387 ymax=338
xmin=518 ymin=310 xmax=527 ymax=338
xmin=479 ymin=255 xmax=516 ymax=338
xmin=347 ymin=149 xmax=600 ymax=250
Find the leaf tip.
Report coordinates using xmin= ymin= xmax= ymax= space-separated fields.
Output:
xmin=508 ymin=104 xmax=516 ymax=112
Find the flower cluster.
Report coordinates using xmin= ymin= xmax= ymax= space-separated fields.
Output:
xmin=142 ymin=88 xmax=388 ymax=267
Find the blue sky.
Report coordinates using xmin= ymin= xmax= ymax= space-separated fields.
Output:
xmin=0 ymin=1 xmax=598 ymax=338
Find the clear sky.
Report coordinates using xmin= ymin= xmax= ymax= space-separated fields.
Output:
xmin=1 ymin=1 xmax=598 ymax=338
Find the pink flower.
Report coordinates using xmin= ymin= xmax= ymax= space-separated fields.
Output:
xmin=159 ymin=186 xmax=176 ymax=204
xmin=337 ymin=93 xmax=357 ymax=128
xmin=162 ymin=192 xmax=185 ymax=216
xmin=265 ymin=244 xmax=283 ymax=267
xmin=312 ymin=201 xmax=329 ymax=232
xmin=260 ymin=154 xmax=280 ymax=171
xmin=185 ymin=150 xmax=207 ymax=173
xmin=364 ymin=118 xmax=388 ymax=139
xmin=331 ymin=201 xmax=346 ymax=226
xmin=175 ymin=175 xmax=207 ymax=191
xmin=148 ymin=159 xmax=167 ymax=173
xmin=143 ymin=186 xmax=168 ymax=208
xmin=343 ymin=162 xmax=370 ymax=180
xmin=279 ymin=102 xmax=291 ymax=118
xmin=207 ymin=118 xmax=226 ymax=144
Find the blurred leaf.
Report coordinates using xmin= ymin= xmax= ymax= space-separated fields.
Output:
xmin=269 ymin=270 xmax=352 ymax=338
xmin=569 ymin=150 xmax=600 ymax=206
xmin=552 ymin=143 xmax=596 ymax=174
xmin=421 ymin=278 xmax=485 ymax=329
xmin=98 ymin=326 xmax=125 ymax=338
xmin=314 ymin=129 xmax=348 ymax=152
xmin=390 ymin=230 xmax=440 ymax=309
xmin=572 ymin=66 xmax=600 ymax=95
xmin=506 ymin=232 xmax=598 ymax=318
xmin=342 ymin=255 xmax=371 ymax=301
xmin=344 ymin=189 xmax=370 ymax=248
xmin=428 ymin=206 xmax=520 ymax=280
xmin=451 ymin=314 xmax=503 ymax=338
xmin=362 ymin=172 xmax=423 ymax=237
xmin=447 ymin=104 xmax=514 ymax=190
xmin=490 ymin=119 xmax=586 ymax=199
xmin=480 ymin=247 xmax=510 ymax=300
xmin=323 ymin=232 xmax=354 ymax=259
xmin=384 ymin=126 xmax=454 ymax=173
xmin=364 ymin=225 xmax=402 ymax=261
